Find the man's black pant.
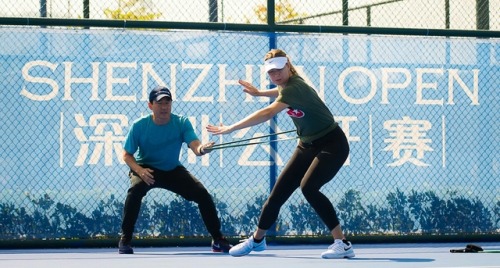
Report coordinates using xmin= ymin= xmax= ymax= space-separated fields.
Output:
xmin=120 ymin=165 xmax=223 ymax=240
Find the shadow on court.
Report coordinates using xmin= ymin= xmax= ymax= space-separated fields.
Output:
xmin=346 ymin=257 xmax=435 ymax=262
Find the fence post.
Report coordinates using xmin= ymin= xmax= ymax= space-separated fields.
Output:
xmin=40 ymin=0 xmax=47 ymax=17
xmin=83 ymin=0 xmax=89 ymax=19
xmin=209 ymin=0 xmax=218 ymax=22
xmin=476 ymin=0 xmax=489 ymax=30
xmin=342 ymin=0 xmax=349 ymax=25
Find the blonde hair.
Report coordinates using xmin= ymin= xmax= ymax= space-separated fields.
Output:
xmin=264 ymin=49 xmax=298 ymax=76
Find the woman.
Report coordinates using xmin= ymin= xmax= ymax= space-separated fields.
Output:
xmin=206 ymin=49 xmax=354 ymax=259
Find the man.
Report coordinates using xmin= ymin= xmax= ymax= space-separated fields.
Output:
xmin=118 ymin=86 xmax=231 ymax=254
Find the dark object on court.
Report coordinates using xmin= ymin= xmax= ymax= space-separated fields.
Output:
xmin=450 ymin=244 xmax=483 ymax=253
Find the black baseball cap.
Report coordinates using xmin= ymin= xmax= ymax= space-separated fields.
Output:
xmin=149 ymin=86 xmax=172 ymax=102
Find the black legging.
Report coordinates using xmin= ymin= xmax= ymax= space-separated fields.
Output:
xmin=258 ymin=126 xmax=349 ymax=231
xmin=120 ymin=165 xmax=223 ymax=240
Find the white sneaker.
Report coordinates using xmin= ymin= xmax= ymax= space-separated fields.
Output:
xmin=229 ymin=236 xmax=267 ymax=257
xmin=321 ymin=239 xmax=355 ymax=259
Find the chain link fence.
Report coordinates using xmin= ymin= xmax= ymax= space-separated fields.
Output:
xmin=0 ymin=0 xmax=498 ymax=244
xmin=0 ymin=0 xmax=498 ymax=30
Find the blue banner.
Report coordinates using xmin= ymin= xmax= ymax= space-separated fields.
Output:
xmin=0 ymin=28 xmax=497 ymax=212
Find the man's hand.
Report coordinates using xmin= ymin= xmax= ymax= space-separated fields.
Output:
xmin=137 ymin=167 xmax=155 ymax=185
xmin=199 ymin=141 xmax=216 ymax=155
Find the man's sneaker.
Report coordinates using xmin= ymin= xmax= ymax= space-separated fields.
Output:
xmin=229 ymin=236 xmax=266 ymax=257
xmin=321 ymin=239 xmax=355 ymax=259
xmin=118 ymin=237 xmax=134 ymax=254
xmin=211 ymin=237 xmax=233 ymax=253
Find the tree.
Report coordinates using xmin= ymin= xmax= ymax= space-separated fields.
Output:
xmin=289 ymin=201 xmax=327 ymax=235
xmin=386 ymin=188 xmax=415 ymax=233
xmin=248 ymin=0 xmax=307 ymax=24
xmin=337 ymin=189 xmax=370 ymax=235
xmin=151 ymin=200 xmax=170 ymax=237
xmin=365 ymin=204 xmax=391 ymax=234
xmin=213 ymin=196 xmax=237 ymax=236
xmin=409 ymin=190 xmax=440 ymax=233
xmin=26 ymin=193 xmax=56 ymax=238
xmin=409 ymin=190 xmax=495 ymax=234
xmin=237 ymin=195 xmax=266 ymax=235
xmin=0 ymin=203 xmax=18 ymax=239
xmin=52 ymin=202 xmax=91 ymax=238
xmin=167 ymin=197 xmax=205 ymax=237
xmin=89 ymin=195 xmax=123 ymax=237
xmin=445 ymin=195 xmax=493 ymax=233
xmin=104 ymin=0 xmax=162 ymax=20
xmin=495 ymin=201 xmax=500 ymax=228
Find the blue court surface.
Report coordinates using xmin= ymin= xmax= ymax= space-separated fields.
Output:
xmin=1 ymin=242 xmax=499 ymax=268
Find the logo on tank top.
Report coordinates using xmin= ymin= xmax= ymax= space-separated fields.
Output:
xmin=287 ymin=108 xmax=304 ymax=118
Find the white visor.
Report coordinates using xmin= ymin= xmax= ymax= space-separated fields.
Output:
xmin=264 ymin=57 xmax=288 ymax=72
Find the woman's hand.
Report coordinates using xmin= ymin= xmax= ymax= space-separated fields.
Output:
xmin=239 ymin=79 xmax=260 ymax=96
xmin=206 ymin=123 xmax=234 ymax=135
xmin=239 ymin=79 xmax=279 ymax=98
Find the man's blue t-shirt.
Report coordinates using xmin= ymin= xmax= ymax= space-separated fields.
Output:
xmin=123 ymin=114 xmax=198 ymax=171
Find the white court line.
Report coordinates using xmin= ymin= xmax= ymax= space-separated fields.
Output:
xmin=426 ymin=267 xmax=500 ymax=268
